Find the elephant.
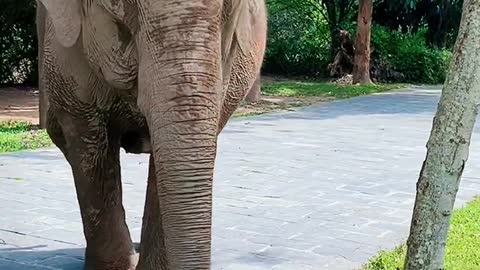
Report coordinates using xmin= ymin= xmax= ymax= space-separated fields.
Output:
xmin=36 ymin=0 xmax=267 ymax=269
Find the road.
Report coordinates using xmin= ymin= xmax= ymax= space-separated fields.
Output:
xmin=1 ymin=86 xmax=480 ymax=269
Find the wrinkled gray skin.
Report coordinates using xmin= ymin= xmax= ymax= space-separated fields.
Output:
xmin=36 ymin=0 xmax=267 ymax=269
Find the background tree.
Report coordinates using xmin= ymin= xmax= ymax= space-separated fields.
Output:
xmin=405 ymin=0 xmax=480 ymax=268
xmin=352 ymin=0 xmax=373 ymax=84
xmin=425 ymin=0 xmax=463 ymax=48
xmin=319 ymin=0 xmax=357 ymax=57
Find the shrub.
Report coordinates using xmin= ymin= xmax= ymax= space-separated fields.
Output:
xmin=264 ymin=4 xmax=451 ymax=84
xmin=371 ymin=25 xmax=452 ymax=84
xmin=263 ymin=3 xmax=331 ymax=77
xmin=0 ymin=0 xmax=38 ymax=85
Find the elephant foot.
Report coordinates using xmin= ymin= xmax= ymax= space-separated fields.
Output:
xmin=84 ymin=253 xmax=138 ymax=270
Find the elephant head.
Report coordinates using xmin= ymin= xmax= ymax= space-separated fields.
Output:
xmin=39 ymin=0 xmax=265 ymax=269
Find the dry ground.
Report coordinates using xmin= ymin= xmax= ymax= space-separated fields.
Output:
xmin=0 ymin=87 xmax=39 ymax=124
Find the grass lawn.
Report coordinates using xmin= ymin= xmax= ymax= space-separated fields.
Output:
xmin=363 ymin=197 xmax=480 ymax=270
xmin=262 ymin=80 xmax=407 ymax=99
xmin=0 ymin=121 xmax=52 ymax=153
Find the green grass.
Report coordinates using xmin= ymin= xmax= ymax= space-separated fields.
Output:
xmin=0 ymin=120 xmax=52 ymax=153
xmin=262 ymin=81 xmax=407 ymax=99
xmin=363 ymin=197 xmax=480 ymax=270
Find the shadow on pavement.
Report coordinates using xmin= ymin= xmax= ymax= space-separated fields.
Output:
xmin=0 ymin=246 xmax=84 ymax=270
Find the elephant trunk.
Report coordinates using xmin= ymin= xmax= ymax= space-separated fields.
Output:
xmin=137 ymin=0 xmax=222 ymax=268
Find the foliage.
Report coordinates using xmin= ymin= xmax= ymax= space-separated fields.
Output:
xmin=0 ymin=0 xmax=38 ymax=85
xmin=0 ymin=121 xmax=52 ymax=153
xmin=363 ymin=197 xmax=480 ymax=270
xmin=268 ymin=0 xmax=357 ymax=56
xmin=374 ymin=0 xmax=463 ymax=48
xmin=370 ymin=25 xmax=452 ymax=83
xmin=264 ymin=1 xmax=454 ymax=83
xmin=263 ymin=1 xmax=332 ymax=76
xmin=262 ymin=80 xmax=407 ymax=99
xmin=263 ymin=0 xmax=361 ymax=77
xmin=0 ymin=0 xmax=460 ymax=85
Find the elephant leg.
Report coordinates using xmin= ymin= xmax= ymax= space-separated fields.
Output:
xmin=54 ymin=112 xmax=136 ymax=270
xmin=46 ymin=109 xmax=67 ymax=153
xmin=218 ymin=57 xmax=258 ymax=132
xmin=218 ymin=46 xmax=267 ymax=133
xmin=137 ymin=155 xmax=168 ymax=270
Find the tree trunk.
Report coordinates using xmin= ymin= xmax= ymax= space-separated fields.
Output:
xmin=244 ymin=75 xmax=261 ymax=104
xmin=405 ymin=1 xmax=480 ymax=269
xmin=352 ymin=0 xmax=373 ymax=84
xmin=322 ymin=0 xmax=340 ymax=59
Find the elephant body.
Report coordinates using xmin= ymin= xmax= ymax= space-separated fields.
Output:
xmin=36 ymin=0 xmax=266 ymax=269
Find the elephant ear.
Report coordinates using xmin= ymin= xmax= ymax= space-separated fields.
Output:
xmin=222 ymin=0 xmax=254 ymax=57
xmin=234 ymin=0 xmax=255 ymax=55
xmin=38 ymin=0 xmax=82 ymax=47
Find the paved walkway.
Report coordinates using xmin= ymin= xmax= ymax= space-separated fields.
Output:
xmin=2 ymin=86 xmax=480 ymax=270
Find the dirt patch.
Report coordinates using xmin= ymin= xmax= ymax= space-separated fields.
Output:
xmin=0 ymin=87 xmax=39 ymax=124
xmin=234 ymin=96 xmax=332 ymax=117
xmin=0 ymin=87 xmax=330 ymax=124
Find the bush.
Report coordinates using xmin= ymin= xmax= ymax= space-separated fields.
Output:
xmin=264 ymin=2 xmax=452 ymax=84
xmin=371 ymin=25 xmax=452 ymax=84
xmin=0 ymin=0 xmax=38 ymax=86
xmin=263 ymin=3 xmax=331 ymax=77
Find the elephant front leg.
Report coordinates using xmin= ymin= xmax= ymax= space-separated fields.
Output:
xmin=137 ymin=155 xmax=168 ymax=270
xmin=54 ymin=116 xmax=137 ymax=270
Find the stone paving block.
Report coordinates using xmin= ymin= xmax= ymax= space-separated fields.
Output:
xmin=222 ymin=264 xmax=271 ymax=270
xmin=32 ymin=229 xmax=84 ymax=245
xmin=272 ymin=262 xmax=318 ymax=270
xmin=339 ymin=231 xmax=404 ymax=248
xmin=247 ymin=236 xmax=317 ymax=252
xmin=257 ymin=206 xmax=319 ymax=223
xmin=365 ymin=220 xmax=410 ymax=234
xmin=35 ymin=255 xmax=84 ymax=270
xmin=213 ymin=204 xmax=267 ymax=219
xmin=0 ymin=220 xmax=50 ymax=235
xmin=254 ymin=246 xmax=330 ymax=267
xmin=0 ymin=248 xmax=56 ymax=263
xmin=0 ymin=230 xmax=80 ymax=253
xmin=211 ymin=249 xmax=288 ymax=270
xmin=0 ymin=258 xmax=53 ymax=270
xmin=321 ymin=256 xmax=366 ymax=270
xmin=317 ymin=243 xmax=380 ymax=265
xmin=214 ymin=238 xmax=270 ymax=254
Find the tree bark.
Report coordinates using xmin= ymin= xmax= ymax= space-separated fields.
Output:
xmin=322 ymin=0 xmax=339 ymax=58
xmin=352 ymin=0 xmax=373 ymax=84
xmin=244 ymin=75 xmax=261 ymax=104
xmin=405 ymin=1 xmax=480 ymax=269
